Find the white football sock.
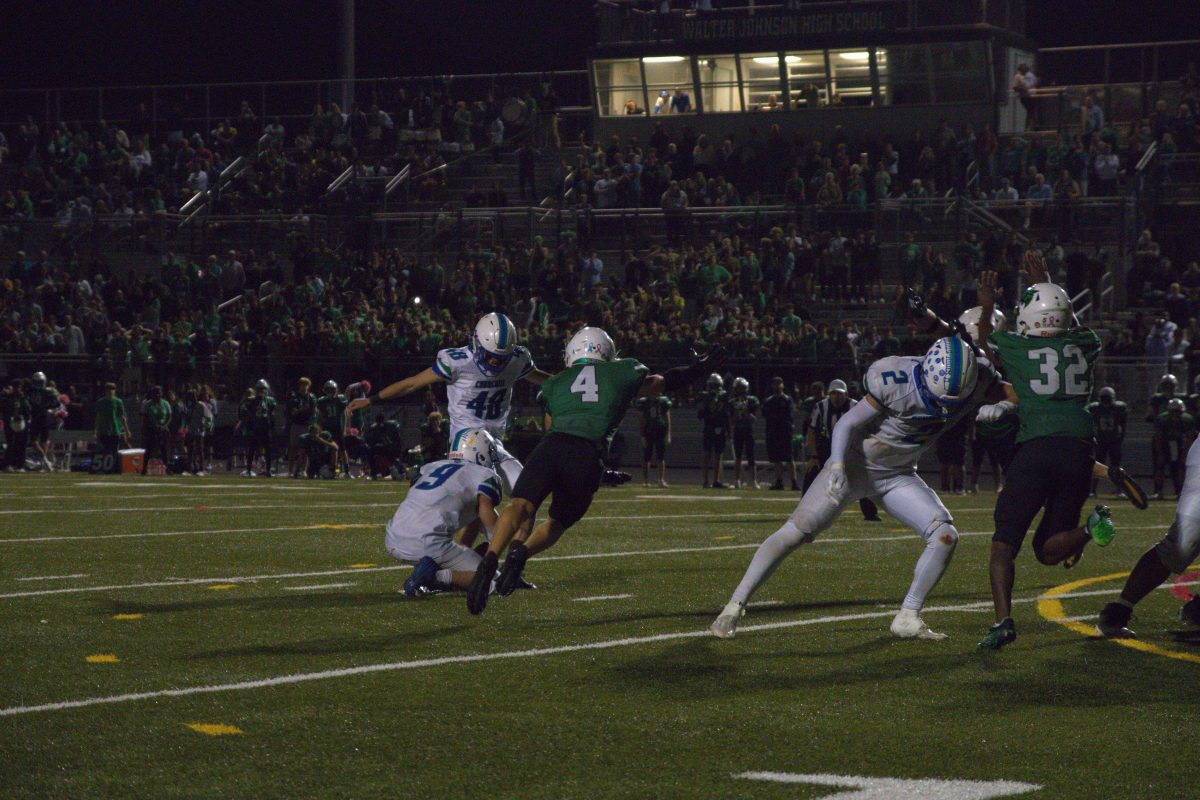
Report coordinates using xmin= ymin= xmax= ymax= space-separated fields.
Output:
xmin=730 ymin=519 xmax=811 ymax=605
xmin=901 ymin=531 xmax=958 ymax=611
xmin=435 ymin=569 xmax=453 ymax=585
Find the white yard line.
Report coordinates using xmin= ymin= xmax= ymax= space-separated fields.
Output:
xmin=15 ymin=573 xmax=89 ymax=582
xmin=282 ymin=582 xmax=357 ymax=591
xmin=0 ymin=601 xmax=996 ymax=718
xmin=572 ymin=594 xmax=634 ymax=602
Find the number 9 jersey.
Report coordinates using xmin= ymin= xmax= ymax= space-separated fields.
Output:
xmin=432 ymin=345 xmax=536 ymax=439
xmin=990 ymin=328 xmax=1101 ymax=444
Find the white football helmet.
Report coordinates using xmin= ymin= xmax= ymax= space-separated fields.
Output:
xmin=917 ymin=337 xmax=978 ymax=416
xmin=473 ymin=312 xmax=519 ymax=375
xmin=732 ymin=377 xmax=749 ymax=395
xmin=1017 ymin=283 xmax=1072 ymax=337
xmin=565 ymin=327 xmax=616 ymax=367
xmin=958 ymin=306 xmax=1008 ymax=342
xmin=449 ymin=428 xmax=497 ymax=470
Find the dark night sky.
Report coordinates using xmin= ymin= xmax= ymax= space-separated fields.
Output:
xmin=2 ymin=1 xmax=1198 ymax=90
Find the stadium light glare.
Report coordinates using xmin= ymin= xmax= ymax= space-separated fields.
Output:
xmin=642 ymin=56 xmax=685 ymax=63
xmin=413 ymin=296 xmax=422 ymax=305
xmin=839 ymin=51 xmax=870 ymax=61
xmin=754 ymin=56 xmax=800 ymax=64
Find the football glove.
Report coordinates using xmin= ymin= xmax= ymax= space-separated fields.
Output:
xmin=976 ymin=401 xmax=1016 ymax=423
xmin=467 ymin=551 xmax=498 ymax=615
xmin=494 ymin=543 xmax=530 ymax=597
xmin=904 ymin=288 xmax=927 ymax=317
xmin=825 ymin=462 xmax=849 ymax=504
xmin=1108 ymin=465 xmax=1149 ymax=510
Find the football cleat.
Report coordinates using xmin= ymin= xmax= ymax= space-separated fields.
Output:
xmin=403 ymin=556 xmax=440 ymax=598
xmin=601 ymin=469 xmax=632 ymax=487
xmin=890 ymin=608 xmax=948 ymax=640
xmin=494 ymin=543 xmax=530 ymax=596
xmin=709 ymin=600 xmax=745 ymax=639
xmin=1086 ymin=505 xmax=1116 ymax=546
xmin=1108 ymin=466 xmax=1148 ymax=510
xmin=977 ymin=618 xmax=1017 ymax=650
xmin=1180 ymin=595 xmax=1200 ymax=626
xmin=1097 ymin=602 xmax=1136 ymax=638
xmin=467 ymin=552 xmax=499 ymax=615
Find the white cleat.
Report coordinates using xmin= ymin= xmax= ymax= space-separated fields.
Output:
xmin=710 ymin=601 xmax=746 ymax=639
xmin=890 ymin=608 xmax=948 ymax=640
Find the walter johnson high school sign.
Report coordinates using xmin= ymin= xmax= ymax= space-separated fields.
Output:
xmin=679 ymin=5 xmax=898 ymax=44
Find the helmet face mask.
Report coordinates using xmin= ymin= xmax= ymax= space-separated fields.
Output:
xmin=732 ymin=377 xmax=749 ymax=395
xmin=324 ymin=380 xmax=338 ymax=396
xmin=706 ymin=373 xmax=724 ymax=391
xmin=917 ymin=337 xmax=979 ymax=417
xmin=474 ymin=312 xmax=518 ymax=376
xmin=1099 ymin=386 xmax=1116 ymax=404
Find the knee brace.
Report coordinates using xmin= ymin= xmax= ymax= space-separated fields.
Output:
xmin=1155 ymin=515 xmax=1200 ymax=574
xmin=924 ymin=518 xmax=959 ymax=549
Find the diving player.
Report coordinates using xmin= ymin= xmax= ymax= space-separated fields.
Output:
xmin=712 ymin=334 xmax=1010 ymax=641
xmin=465 ymin=328 xmax=724 ymax=615
xmin=385 ymin=428 xmax=504 ymax=596
xmin=346 ymin=312 xmax=549 ymax=493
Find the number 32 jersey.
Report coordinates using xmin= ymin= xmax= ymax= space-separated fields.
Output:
xmin=432 ymin=345 xmax=535 ymax=437
xmin=991 ymin=328 xmax=1101 ymax=444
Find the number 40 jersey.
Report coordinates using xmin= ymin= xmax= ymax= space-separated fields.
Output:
xmin=432 ymin=345 xmax=536 ymax=438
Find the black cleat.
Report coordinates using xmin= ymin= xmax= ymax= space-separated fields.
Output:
xmin=1097 ymin=602 xmax=1136 ymax=638
xmin=1180 ymin=595 xmax=1200 ymax=626
xmin=1108 ymin=465 xmax=1148 ymax=510
xmin=602 ymin=469 xmax=632 ymax=487
xmin=494 ymin=543 xmax=530 ymax=597
xmin=467 ymin=552 xmax=498 ymax=615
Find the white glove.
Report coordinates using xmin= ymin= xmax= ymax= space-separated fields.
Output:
xmin=825 ymin=462 xmax=849 ymax=503
xmin=976 ymin=401 xmax=1016 ymax=423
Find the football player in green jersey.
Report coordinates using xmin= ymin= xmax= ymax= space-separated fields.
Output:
xmin=974 ymin=256 xmax=1117 ymax=650
xmin=635 ymin=394 xmax=672 ymax=487
xmin=730 ymin=377 xmax=761 ymax=489
xmin=1088 ymin=386 xmax=1127 ymax=496
xmin=467 ymin=328 xmax=723 ymax=615
xmin=1153 ymin=397 xmax=1197 ymax=498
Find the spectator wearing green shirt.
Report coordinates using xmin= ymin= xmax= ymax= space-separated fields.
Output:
xmin=93 ymin=382 xmax=130 ymax=453
xmin=140 ymin=385 xmax=172 ymax=475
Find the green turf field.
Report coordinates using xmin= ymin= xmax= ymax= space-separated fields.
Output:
xmin=1 ymin=473 xmax=1196 ymax=799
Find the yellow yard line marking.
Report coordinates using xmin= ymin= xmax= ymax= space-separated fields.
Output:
xmin=85 ymin=654 xmax=119 ymax=664
xmin=112 ymin=613 xmax=143 ymax=620
xmin=714 ymin=535 xmax=736 ymax=541
xmin=185 ymin=723 xmax=242 ymax=736
xmin=1038 ymin=572 xmax=1200 ymax=666
xmin=207 ymin=584 xmax=237 ymax=591
xmin=349 ymin=563 xmax=378 ymax=569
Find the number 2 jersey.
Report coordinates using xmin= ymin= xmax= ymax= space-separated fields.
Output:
xmin=432 ymin=345 xmax=536 ymax=438
xmin=386 ymin=460 xmax=502 ymax=538
xmin=860 ymin=353 xmax=1000 ymax=471
xmin=990 ymin=328 xmax=1101 ymax=444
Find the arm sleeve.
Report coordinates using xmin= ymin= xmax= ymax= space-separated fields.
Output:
xmin=828 ymin=396 xmax=882 ymax=466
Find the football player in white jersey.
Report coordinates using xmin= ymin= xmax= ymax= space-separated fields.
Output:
xmin=711 ymin=335 xmax=1013 ymax=641
xmin=346 ymin=312 xmax=550 ymax=493
xmin=386 ymin=428 xmax=504 ymax=596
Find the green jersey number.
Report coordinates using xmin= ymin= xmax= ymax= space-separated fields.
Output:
xmin=570 ymin=365 xmax=600 ymax=403
xmin=1028 ymin=345 xmax=1089 ymax=396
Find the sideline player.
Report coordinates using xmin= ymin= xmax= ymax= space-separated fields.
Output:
xmin=465 ymin=329 xmax=724 ymax=615
xmin=973 ymin=260 xmax=1116 ymax=650
xmin=346 ymin=312 xmax=549 ymax=493
xmin=386 ymin=429 xmax=503 ymax=596
xmin=698 ymin=374 xmax=731 ymax=488
xmin=730 ymin=377 xmax=760 ymax=489
xmin=762 ymin=377 xmax=799 ymax=491
xmin=1088 ymin=387 xmax=1126 ymax=496
xmin=960 ymin=307 xmax=1016 ymax=493
xmin=712 ymin=333 xmax=1010 ymax=641
xmin=1098 ymin=433 xmax=1200 ymax=637
xmin=1152 ymin=398 xmax=1196 ymax=499
xmin=635 ymin=392 xmax=671 ymax=487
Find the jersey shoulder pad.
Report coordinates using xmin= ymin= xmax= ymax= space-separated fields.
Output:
xmin=432 ymin=347 xmax=469 ymax=380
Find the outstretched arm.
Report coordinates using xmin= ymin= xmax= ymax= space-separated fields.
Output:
xmin=522 ymin=369 xmax=553 ymax=386
xmin=346 ymin=368 xmax=446 ymax=418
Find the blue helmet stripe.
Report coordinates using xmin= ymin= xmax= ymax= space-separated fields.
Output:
xmin=946 ymin=339 xmax=961 ymax=396
xmin=497 ymin=316 xmax=508 ymax=350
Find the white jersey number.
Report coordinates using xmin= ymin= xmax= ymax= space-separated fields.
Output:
xmin=1028 ymin=345 xmax=1089 ymax=396
xmin=570 ymin=366 xmax=600 ymax=403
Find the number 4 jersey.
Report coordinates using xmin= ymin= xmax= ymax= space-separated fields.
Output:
xmin=432 ymin=345 xmax=536 ymax=438
xmin=539 ymin=358 xmax=649 ymax=449
xmin=991 ymin=328 xmax=1101 ymax=444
